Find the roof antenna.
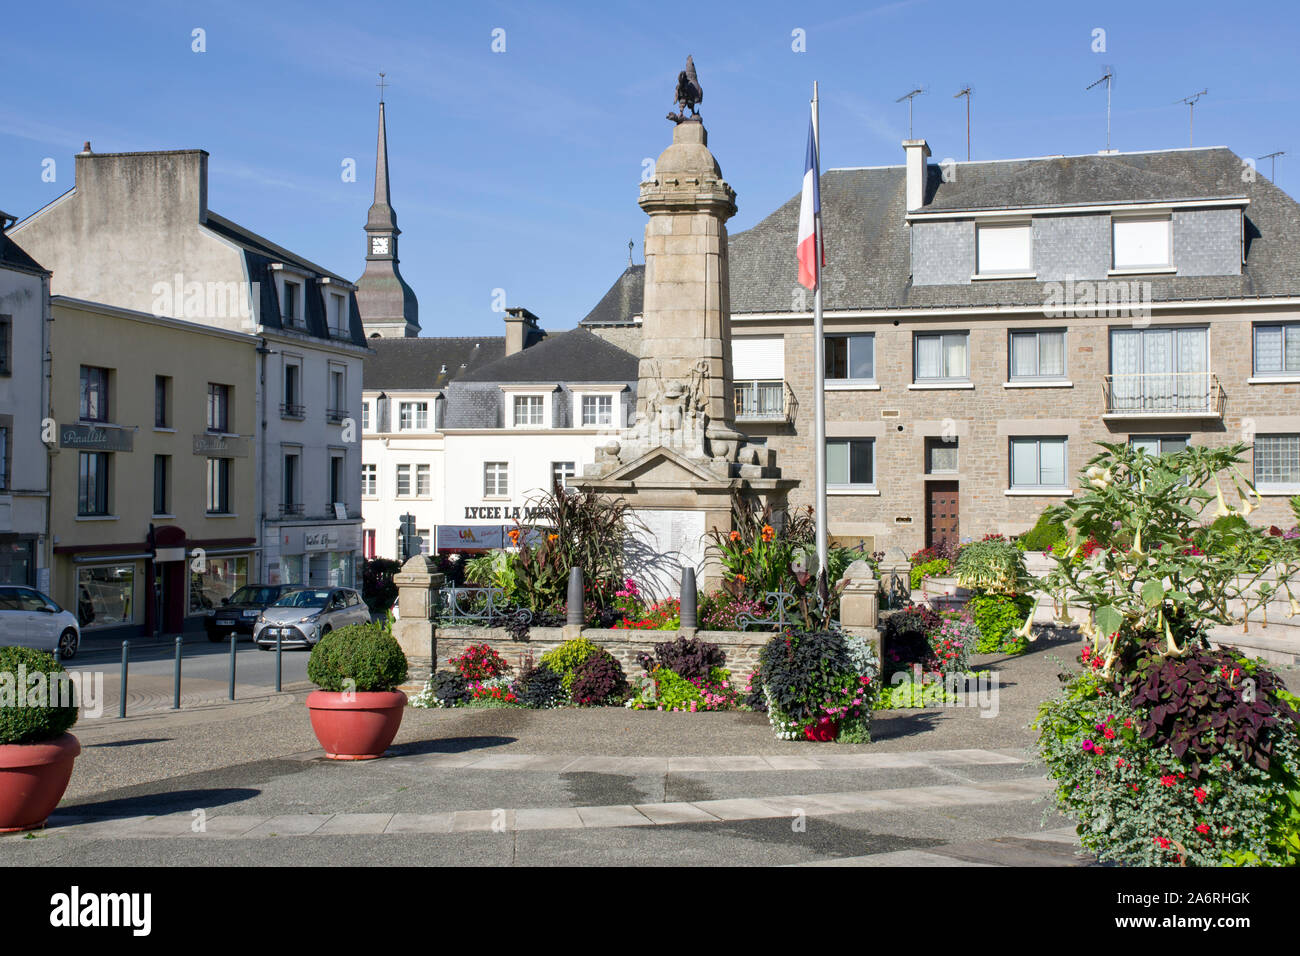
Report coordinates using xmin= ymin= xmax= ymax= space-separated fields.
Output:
xmin=376 ymin=72 xmax=388 ymax=103
xmin=1174 ymin=89 xmax=1207 ymax=146
xmin=954 ymin=86 xmax=972 ymax=161
xmin=896 ymin=87 xmax=926 ymax=139
xmin=1086 ymin=66 xmax=1115 ymax=152
xmin=628 ymin=239 xmax=634 ymax=267
xmin=1258 ymin=150 xmax=1285 ymax=183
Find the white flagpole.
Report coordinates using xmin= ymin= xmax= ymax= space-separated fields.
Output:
xmin=811 ymin=81 xmax=828 ymax=585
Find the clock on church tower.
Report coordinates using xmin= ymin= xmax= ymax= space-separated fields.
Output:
xmin=370 ymin=235 xmax=391 ymax=256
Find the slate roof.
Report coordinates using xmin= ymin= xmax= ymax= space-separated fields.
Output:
xmin=0 ymin=231 xmax=48 ymax=276
xmin=579 ymin=264 xmax=644 ymax=326
xmin=455 ymin=327 xmax=638 ymax=384
xmin=364 ymin=336 xmax=505 ymax=391
xmin=727 ymin=146 xmax=1300 ymax=314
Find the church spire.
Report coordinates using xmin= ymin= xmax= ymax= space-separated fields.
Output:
xmin=366 ymin=97 xmax=398 ymax=235
xmin=356 ymin=82 xmax=420 ymax=338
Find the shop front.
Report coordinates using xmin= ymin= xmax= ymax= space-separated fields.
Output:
xmin=275 ymin=524 xmax=362 ymax=588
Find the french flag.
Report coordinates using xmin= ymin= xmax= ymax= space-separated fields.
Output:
xmin=796 ymin=112 xmax=823 ymax=291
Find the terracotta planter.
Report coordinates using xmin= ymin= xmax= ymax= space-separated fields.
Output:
xmin=306 ymin=690 xmax=406 ymax=760
xmin=0 ymin=734 xmax=80 ymax=832
xmin=803 ymin=718 xmax=840 ymax=742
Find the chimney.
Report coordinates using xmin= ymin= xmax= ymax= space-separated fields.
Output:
xmin=504 ymin=307 xmax=542 ymax=356
xmin=903 ymin=139 xmax=931 ymax=211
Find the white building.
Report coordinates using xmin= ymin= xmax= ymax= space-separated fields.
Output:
xmin=0 ymin=220 xmax=51 ymax=589
xmin=360 ymin=311 xmax=639 ymax=558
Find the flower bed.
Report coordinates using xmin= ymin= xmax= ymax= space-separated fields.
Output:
xmin=753 ymin=629 xmax=881 ymax=743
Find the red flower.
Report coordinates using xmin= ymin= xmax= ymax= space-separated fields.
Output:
xmin=1154 ymin=837 xmax=1171 ymax=849
xmin=1194 ymin=787 xmax=1207 ymax=804
xmin=1196 ymin=824 xmax=1210 ymax=835
xmin=1160 ymin=775 xmax=1177 ymax=787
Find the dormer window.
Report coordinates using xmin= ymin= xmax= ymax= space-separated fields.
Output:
xmin=328 ymin=292 xmax=349 ymax=336
xmin=502 ymin=386 xmax=556 ymax=429
xmin=279 ymin=276 xmax=305 ymax=327
xmin=1112 ymin=216 xmax=1172 ymax=272
xmin=975 ymin=222 xmax=1032 ymax=277
xmin=513 ymin=395 xmax=545 ymax=427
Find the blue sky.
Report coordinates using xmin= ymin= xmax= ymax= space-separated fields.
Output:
xmin=3 ymin=0 xmax=1297 ymax=335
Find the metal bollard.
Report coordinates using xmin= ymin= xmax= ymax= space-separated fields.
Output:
xmin=566 ymin=567 xmax=584 ymax=626
xmin=679 ymin=567 xmax=698 ymax=629
xmin=228 ymin=634 xmax=237 ymax=700
xmin=119 ymin=640 xmax=129 ymax=718
xmin=172 ymin=636 xmax=182 ymax=710
xmin=275 ymin=630 xmax=282 ymax=693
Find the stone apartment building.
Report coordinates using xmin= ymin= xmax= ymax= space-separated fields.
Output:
xmin=585 ymin=141 xmax=1300 ymax=554
xmin=7 ymin=144 xmax=368 ymax=592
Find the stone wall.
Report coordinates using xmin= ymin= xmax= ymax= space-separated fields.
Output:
xmin=430 ymin=626 xmax=778 ymax=689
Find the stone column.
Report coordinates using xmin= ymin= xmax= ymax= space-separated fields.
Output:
xmin=391 ymin=555 xmax=444 ymax=690
xmin=838 ymin=560 xmax=882 ymax=661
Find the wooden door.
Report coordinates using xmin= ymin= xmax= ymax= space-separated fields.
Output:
xmin=926 ymin=481 xmax=959 ymax=551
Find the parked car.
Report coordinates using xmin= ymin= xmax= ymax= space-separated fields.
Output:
xmin=205 ymin=584 xmax=306 ymax=642
xmin=0 ymin=587 xmax=80 ymax=659
xmin=253 ymin=587 xmax=370 ymax=649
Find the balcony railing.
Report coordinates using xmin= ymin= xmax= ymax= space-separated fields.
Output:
xmin=325 ymin=408 xmax=348 ymax=424
xmin=733 ymin=380 xmax=789 ymax=422
xmin=280 ymin=503 xmax=304 ymax=517
xmin=279 ymin=402 xmax=305 ymax=419
xmin=1102 ymin=372 xmax=1225 ymax=417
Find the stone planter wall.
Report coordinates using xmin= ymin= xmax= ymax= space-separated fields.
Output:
xmin=433 ymin=625 xmax=778 ymax=688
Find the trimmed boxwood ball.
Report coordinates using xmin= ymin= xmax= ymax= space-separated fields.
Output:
xmin=0 ymin=646 xmax=79 ymax=745
xmin=307 ymin=623 xmax=408 ymax=692
xmin=570 ymin=649 xmax=628 ymax=706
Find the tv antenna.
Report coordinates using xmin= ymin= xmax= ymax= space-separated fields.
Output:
xmin=1258 ymin=150 xmax=1286 ymax=182
xmin=954 ymin=86 xmax=972 ymax=161
xmin=1086 ymin=67 xmax=1114 ymax=151
xmin=1174 ymin=89 xmax=1207 ymax=146
xmin=896 ymin=87 xmax=925 ymax=139
xmin=627 ymin=239 xmax=634 ymax=267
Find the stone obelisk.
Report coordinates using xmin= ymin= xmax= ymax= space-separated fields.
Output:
xmin=579 ymin=59 xmax=791 ymax=593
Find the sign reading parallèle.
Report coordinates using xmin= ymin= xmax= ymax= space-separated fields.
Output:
xmin=59 ymin=423 xmax=134 ymax=452
xmin=192 ymin=434 xmax=249 ymax=457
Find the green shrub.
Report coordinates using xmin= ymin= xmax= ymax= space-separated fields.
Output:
xmin=1019 ymin=510 xmax=1065 ymax=553
xmin=539 ymin=637 xmax=600 ymax=692
xmin=569 ymin=649 xmax=628 ymax=706
xmin=956 ymin=537 xmax=1028 ymax=594
xmin=654 ymin=668 xmax=705 ymax=711
xmin=966 ymin=593 xmax=1035 ymax=654
xmin=307 ymin=622 xmax=408 ymax=692
xmin=909 ymin=558 xmax=950 ymax=589
xmin=0 ymin=647 xmax=79 ymax=745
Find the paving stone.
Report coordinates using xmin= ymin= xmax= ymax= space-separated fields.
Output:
xmin=709 ymin=756 xmax=773 ymax=771
xmin=810 ymin=850 xmax=996 ymax=867
xmin=666 ymin=757 xmax=718 ymax=772
xmin=1010 ymin=826 xmax=1080 ymax=845
xmin=241 ymin=814 xmax=330 ymax=838
xmin=633 ymin=802 xmax=722 ymax=825
xmin=693 ymin=797 xmax=786 ymax=821
xmin=513 ymin=807 xmax=586 ymax=831
xmin=384 ymin=813 xmax=452 ymax=834
xmin=450 ymin=809 xmax=514 ymax=832
xmin=314 ymin=814 xmax=395 ymax=835
xmin=759 ymin=755 xmax=821 ymax=771
xmin=575 ymin=805 xmax=655 ymax=828
xmin=196 ymin=815 xmax=269 ymax=838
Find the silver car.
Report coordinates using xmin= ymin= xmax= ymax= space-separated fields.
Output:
xmin=253 ymin=587 xmax=370 ymax=649
xmin=0 ymin=587 xmax=80 ymax=659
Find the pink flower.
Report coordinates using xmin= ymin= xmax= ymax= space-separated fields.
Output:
xmin=1082 ymin=739 xmax=1095 ymax=752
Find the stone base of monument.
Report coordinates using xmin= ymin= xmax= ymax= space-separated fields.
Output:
xmin=578 ymin=447 xmax=795 ymax=596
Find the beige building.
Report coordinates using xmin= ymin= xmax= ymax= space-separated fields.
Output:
xmin=584 ymin=142 xmax=1300 ymax=553
xmin=49 ymin=297 xmax=258 ymax=636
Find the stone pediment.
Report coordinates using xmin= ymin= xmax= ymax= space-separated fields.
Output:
xmin=595 ymin=446 xmax=728 ymax=486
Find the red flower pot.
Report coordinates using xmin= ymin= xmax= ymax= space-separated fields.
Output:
xmin=306 ymin=691 xmax=406 ymax=760
xmin=803 ymin=718 xmax=840 ymax=742
xmin=0 ymin=733 xmax=80 ymax=832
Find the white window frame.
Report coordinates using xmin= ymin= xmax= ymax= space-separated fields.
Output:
xmin=415 ymin=463 xmax=431 ymax=497
xmin=975 ymin=221 xmax=1033 ymax=277
xmin=570 ymin=385 xmax=623 ymax=430
xmin=361 ymin=463 xmax=377 ymax=497
xmin=1130 ymin=435 xmax=1190 ymax=457
xmin=484 ymin=461 xmax=509 ymax=498
xmin=1111 ymin=215 xmax=1173 ymax=273
xmin=503 ymin=386 xmax=556 ymax=429
xmin=1254 ymin=434 xmax=1300 ymax=493
xmin=398 ymin=401 xmax=429 ymax=431
xmin=276 ymin=272 xmax=307 ymax=328
xmin=552 ymin=461 xmax=576 ymax=490
xmin=826 ymin=438 xmax=876 ymax=490
xmin=395 ymin=464 xmax=412 ymax=497
xmin=580 ymin=394 xmax=613 ymax=426
xmin=1009 ymin=329 xmax=1067 ymax=381
xmin=1009 ymin=437 xmax=1069 ymax=491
